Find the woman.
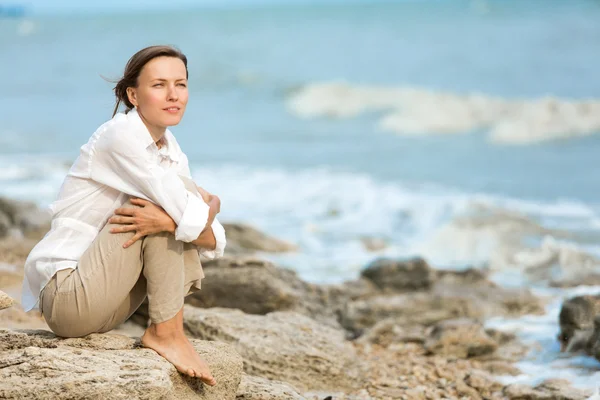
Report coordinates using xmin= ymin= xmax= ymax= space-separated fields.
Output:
xmin=21 ymin=45 xmax=224 ymax=386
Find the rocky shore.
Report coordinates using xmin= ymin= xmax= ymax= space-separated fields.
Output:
xmin=1 ymin=197 xmax=599 ymax=399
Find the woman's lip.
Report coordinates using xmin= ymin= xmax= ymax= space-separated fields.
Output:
xmin=163 ymin=107 xmax=180 ymax=110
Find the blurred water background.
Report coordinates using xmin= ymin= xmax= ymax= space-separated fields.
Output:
xmin=1 ymin=0 xmax=600 ymax=390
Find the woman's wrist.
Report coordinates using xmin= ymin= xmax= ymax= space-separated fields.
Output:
xmin=164 ymin=217 xmax=177 ymax=234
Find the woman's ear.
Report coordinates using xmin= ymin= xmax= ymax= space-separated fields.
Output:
xmin=126 ymin=87 xmax=138 ymax=108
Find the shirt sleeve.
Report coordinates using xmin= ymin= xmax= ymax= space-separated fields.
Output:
xmin=199 ymin=218 xmax=227 ymax=259
xmin=176 ymin=151 xmax=227 ymax=259
xmin=90 ymin=128 xmax=210 ymax=243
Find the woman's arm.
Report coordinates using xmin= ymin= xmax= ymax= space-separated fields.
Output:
xmin=109 ymin=195 xmax=220 ymax=249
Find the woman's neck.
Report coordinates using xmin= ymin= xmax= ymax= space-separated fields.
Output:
xmin=137 ymin=109 xmax=167 ymax=146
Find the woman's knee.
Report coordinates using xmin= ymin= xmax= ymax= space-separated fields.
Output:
xmin=143 ymin=231 xmax=183 ymax=253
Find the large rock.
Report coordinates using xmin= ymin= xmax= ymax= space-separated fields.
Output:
xmin=343 ymin=258 xmax=543 ymax=336
xmin=236 ymin=374 xmax=305 ymax=400
xmin=0 ymin=197 xmax=51 ymax=239
xmin=222 ymin=223 xmax=297 ymax=254
xmin=186 ymin=256 xmax=340 ymax=328
xmin=504 ymin=379 xmax=592 ymax=400
xmin=361 ymin=257 xmax=434 ymax=292
xmin=0 ymin=329 xmax=243 ymax=400
xmin=424 ymin=319 xmax=498 ymax=358
xmin=184 ymin=306 xmax=362 ymax=393
xmin=339 ymin=292 xmax=483 ymax=334
xmin=558 ymin=294 xmax=600 ymax=352
xmin=338 ymin=279 xmax=542 ymax=336
xmin=0 ymin=290 xmax=14 ymax=310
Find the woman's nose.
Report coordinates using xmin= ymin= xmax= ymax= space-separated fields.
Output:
xmin=167 ymin=85 xmax=179 ymax=101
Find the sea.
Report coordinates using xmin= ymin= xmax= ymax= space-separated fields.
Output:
xmin=1 ymin=0 xmax=600 ymax=391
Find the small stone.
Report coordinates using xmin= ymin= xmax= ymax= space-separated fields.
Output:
xmin=0 ymin=290 xmax=15 ymax=310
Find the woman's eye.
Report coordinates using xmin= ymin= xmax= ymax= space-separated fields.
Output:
xmin=177 ymin=83 xmax=187 ymax=87
xmin=153 ymin=83 xmax=163 ymax=87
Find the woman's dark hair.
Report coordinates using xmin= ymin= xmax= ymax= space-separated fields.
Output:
xmin=111 ymin=45 xmax=188 ymax=117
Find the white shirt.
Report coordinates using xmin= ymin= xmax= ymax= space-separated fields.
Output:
xmin=21 ymin=109 xmax=226 ymax=312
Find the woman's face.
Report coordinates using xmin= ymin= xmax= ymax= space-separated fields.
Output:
xmin=127 ymin=56 xmax=188 ymax=130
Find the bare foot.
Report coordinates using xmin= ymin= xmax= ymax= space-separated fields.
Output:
xmin=141 ymin=327 xmax=217 ymax=386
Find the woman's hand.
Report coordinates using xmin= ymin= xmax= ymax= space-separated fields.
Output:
xmin=196 ymin=185 xmax=212 ymax=203
xmin=109 ymin=198 xmax=176 ymax=248
xmin=196 ymin=185 xmax=221 ymax=227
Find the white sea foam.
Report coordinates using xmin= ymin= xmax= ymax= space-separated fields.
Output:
xmin=286 ymin=82 xmax=600 ymax=144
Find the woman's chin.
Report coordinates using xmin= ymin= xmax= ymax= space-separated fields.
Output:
xmin=162 ymin=115 xmax=184 ymax=126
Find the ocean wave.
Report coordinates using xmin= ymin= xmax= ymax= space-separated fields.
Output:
xmin=286 ymin=82 xmax=600 ymax=145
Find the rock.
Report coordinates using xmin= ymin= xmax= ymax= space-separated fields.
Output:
xmin=357 ymin=318 xmax=427 ymax=346
xmin=558 ymin=294 xmax=600 ymax=352
xmin=185 ymin=256 xmax=339 ymax=328
xmin=464 ymin=370 xmax=502 ymax=398
xmin=0 ymin=290 xmax=14 ymax=310
xmin=340 ymin=292 xmax=484 ymax=335
xmin=222 ymin=223 xmax=297 ymax=253
xmin=236 ymin=374 xmax=305 ymax=400
xmin=504 ymin=379 xmax=592 ymax=400
xmin=304 ymin=390 xmax=373 ymax=400
xmin=589 ymin=315 xmax=600 ymax=360
xmin=0 ymin=211 xmax=10 ymax=237
xmin=424 ymin=319 xmax=498 ymax=358
xmin=0 ymin=329 xmax=243 ymax=400
xmin=187 ymin=257 xmax=300 ymax=314
xmin=184 ymin=307 xmax=362 ymax=393
xmin=434 ymin=268 xmax=489 ymax=286
xmin=0 ymin=197 xmax=51 ymax=239
xmin=550 ymin=274 xmax=600 ymax=288
xmin=361 ymin=257 xmax=434 ymax=292
xmin=476 ymin=360 xmax=522 ymax=376
xmin=430 ymin=280 xmax=544 ymax=319
xmin=0 ymin=236 xmax=39 ymax=265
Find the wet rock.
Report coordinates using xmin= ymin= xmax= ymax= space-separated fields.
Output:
xmin=0 ymin=290 xmax=14 ymax=310
xmin=361 ymin=257 xmax=434 ymax=292
xmin=184 ymin=307 xmax=362 ymax=393
xmin=236 ymin=374 xmax=305 ymax=400
xmin=0 ymin=329 xmax=243 ymax=400
xmin=589 ymin=315 xmax=600 ymax=360
xmin=424 ymin=319 xmax=498 ymax=358
xmin=222 ymin=223 xmax=297 ymax=254
xmin=558 ymin=294 xmax=600 ymax=352
xmin=504 ymin=379 xmax=592 ymax=400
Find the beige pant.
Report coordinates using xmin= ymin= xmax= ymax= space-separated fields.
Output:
xmin=41 ymin=178 xmax=204 ymax=338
